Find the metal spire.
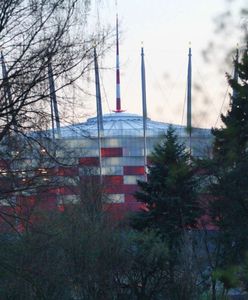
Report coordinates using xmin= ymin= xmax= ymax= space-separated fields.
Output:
xmin=187 ymin=45 xmax=192 ymax=154
xmin=187 ymin=45 xmax=192 ymax=133
xmin=114 ymin=13 xmax=123 ymax=112
xmin=94 ymin=47 xmax=103 ymax=131
xmin=94 ymin=46 xmax=103 ymax=179
xmin=141 ymin=44 xmax=147 ymax=178
xmin=1 ymin=51 xmax=14 ymax=126
xmin=48 ymin=59 xmax=61 ymax=139
xmin=50 ymin=91 xmax=55 ymax=140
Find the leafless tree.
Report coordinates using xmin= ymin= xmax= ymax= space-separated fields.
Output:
xmin=0 ymin=0 xmax=112 ymax=232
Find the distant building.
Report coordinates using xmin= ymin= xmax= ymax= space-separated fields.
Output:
xmin=0 ymin=13 xmax=212 ymax=227
xmin=46 ymin=112 xmax=212 ymax=217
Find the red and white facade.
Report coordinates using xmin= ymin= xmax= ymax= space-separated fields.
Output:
xmin=53 ymin=112 xmax=212 ymax=216
xmin=0 ymin=112 xmax=212 ymax=230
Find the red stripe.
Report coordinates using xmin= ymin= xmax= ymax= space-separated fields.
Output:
xmin=79 ymin=157 xmax=99 ymax=166
xmin=101 ymin=147 xmax=123 ymax=157
xmin=104 ymin=184 xmax=138 ymax=194
xmin=102 ymin=175 xmax=123 ymax=185
xmin=116 ymin=99 xmax=121 ymax=111
xmin=116 ymin=70 xmax=120 ymax=83
xmin=125 ymin=194 xmax=137 ymax=202
xmin=123 ymin=166 xmax=145 ymax=175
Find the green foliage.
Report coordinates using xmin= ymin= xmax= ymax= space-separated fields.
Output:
xmin=130 ymin=126 xmax=204 ymax=299
xmin=125 ymin=229 xmax=168 ymax=270
xmin=209 ymin=45 xmax=248 ymax=264
xmin=239 ymin=252 xmax=248 ymax=292
xmin=206 ymin=43 xmax=248 ymax=299
xmin=119 ymin=229 xmax=170 ymax=300
xmin=132 ymin=126 xmax=202 ymax=239
xmin=0 ymin=206 xmax=123 ymax=300
xmin=212 ymin=46 xmax=248 ymax=166
xmin=0 ymin=205 xmax=172 ymax=299
xmin=213 ymin=266 xmax=240 ymax=291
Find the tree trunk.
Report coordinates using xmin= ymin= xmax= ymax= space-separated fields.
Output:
xmin=211 ymin=278 xmax=217 ymax=300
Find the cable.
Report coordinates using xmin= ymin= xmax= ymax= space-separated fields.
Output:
xmin=181 ymin=85 xmax=187 ymax=132
xmin=214 ymin=85 xmax=230 ymax=128
xmin=100 ymin=70 xmax=111 ymax=113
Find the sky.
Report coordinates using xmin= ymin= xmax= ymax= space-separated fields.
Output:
xmin=82 ymin=0 xmax=247 ymax=129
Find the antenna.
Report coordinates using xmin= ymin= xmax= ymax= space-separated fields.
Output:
xmin=113 ymin=12 xmax=124 ymax=112
xmin=141 ymin=43 xmax=148 ymax=179
xmin=94 ymin=46 xmax=103 ymax=180
xmin=1 ymin=51 xmax=15 ymax=128
xmin=50 ymin=92 xmax=55 ymax=140
xmin=187 ymin=44 xmax=192 ymax=154
xmin=94 ymin=46 xmax=103 ymax=131
xmin=48 ymin=58 xmax=61 ymax=139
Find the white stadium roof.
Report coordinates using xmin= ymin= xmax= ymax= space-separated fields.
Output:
xmin=55 ymin=112 xmax=211 ymax=139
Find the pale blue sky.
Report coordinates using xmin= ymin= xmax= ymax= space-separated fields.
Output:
xmin=85 ymin=0 xmax=246 ymax=128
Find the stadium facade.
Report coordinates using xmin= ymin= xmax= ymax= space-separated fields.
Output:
xmin=44 ymin=13 xmax=212 ymax=215
xmin=0 ymin=14 xmax=212 ymax=225
xmin=49 ymin=112 xmax=211 ymax=216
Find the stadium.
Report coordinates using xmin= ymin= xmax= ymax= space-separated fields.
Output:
xmin=0 ymin=15 xmax=212 ymax=224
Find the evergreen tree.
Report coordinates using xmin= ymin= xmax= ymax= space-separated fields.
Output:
xmin=212 ymin=45 xmax=248 ymax=166
xmin=131 ymin=126 xmax=202 ymax=298
xmin=210 ymin=43 xmax=248 ymax=265
xmin=132 ymin=126 xmax=201 ymax=239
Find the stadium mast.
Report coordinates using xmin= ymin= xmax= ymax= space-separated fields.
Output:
xmin=1 ymin=51 xmax=14 ymax=128
xmin=48 ymin=58 xmax=61 ymax=139
xmin=94 ymin=45 xmax=103 ymax=179
xmin=187 ymin=45 xmax=192 ymax=154
xmin=141 ymin=44 xmax=147 ymax=179
xmin=114 ymin=12 xmax=124 ymax=113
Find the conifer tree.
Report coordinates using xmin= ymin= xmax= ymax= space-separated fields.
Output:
xmin=132 ymin=126 xmax=202 ymax=298
xmin=132 ymin=126 xmax=201 ymax=240
xmin=212 ymin=45 xmax=248 ymax=166
xmin=210 ymin=43 xmax=248 ymax=264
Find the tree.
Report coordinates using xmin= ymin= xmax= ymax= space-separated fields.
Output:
xmin=131 ymin=126 xmax=202 ymax=299
xmin=204 ymin=43 xmax=248 ymax=300
xmin=0 ymin=2 xmax=114 ymax=293
xmin=0 ymin=0 xmax=95 ymax=138
xmin=210 ymin=43 xmax=248 ymax=259
xmin=212 ymin=45 xmax=248 ymax=166
xmin=0 ymin=185 xmax=172 ymax=299
xmin=116 ymin=229 xmax=170 ymax=300
xmin=0 ymin=175 xmax=117 ymax=300
xmin=0 ymin=0 xmax=111 ymax=232
xmin=132 ymin=126 xmax=201 ymax=236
